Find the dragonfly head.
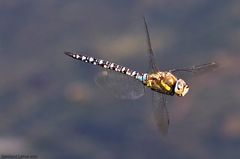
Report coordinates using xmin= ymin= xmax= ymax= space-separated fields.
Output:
xmin=174 ymin=79 xmax=189 ymax=97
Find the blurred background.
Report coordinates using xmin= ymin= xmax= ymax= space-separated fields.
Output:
xmin=1 ymin=0 xmax=240 ymax=159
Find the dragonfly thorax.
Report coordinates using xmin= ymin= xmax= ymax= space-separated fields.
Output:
xmin=144 ymin=72 xmax=176 ymax=95
xmin=144 ymin=71 xmax=189 ymax=96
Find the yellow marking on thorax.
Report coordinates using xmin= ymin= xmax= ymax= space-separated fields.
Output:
xmin=146 ymin=72 xmax=177 ymax=93
xmin=146 ymin=82 xmax=152 ymax=87
xmin=160 ymin=80 xmax=171 ymax=91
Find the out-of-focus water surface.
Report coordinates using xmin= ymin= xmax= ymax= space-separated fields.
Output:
xmin=1 ymin=1 xmax=240 ymax=159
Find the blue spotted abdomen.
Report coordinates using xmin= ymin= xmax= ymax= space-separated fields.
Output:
xmin=64 ymin=51 xmax=148 ymax=83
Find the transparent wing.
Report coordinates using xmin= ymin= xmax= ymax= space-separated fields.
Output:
xmin=144 ymin=17 xmax=169 ymax=135
xmin=170 ymin=62 xmax=218 ymax=75
xmin=152 ymin=92 xmax=169 ymax=135
xmin=143 ymin=16 xmax=159 ymax=72
xmin=95 ymin=70 xmax=145 ymax=100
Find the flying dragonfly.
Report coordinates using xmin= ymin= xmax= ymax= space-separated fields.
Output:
xmin=65 ymin=17 xmax=217 ymax=135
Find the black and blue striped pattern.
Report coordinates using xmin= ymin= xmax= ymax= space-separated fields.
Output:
xmin=64 ymin=52 xmax=147 ymax=82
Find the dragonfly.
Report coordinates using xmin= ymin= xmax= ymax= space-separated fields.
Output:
xmin=65 ymin=17 xmax=217 ymax=135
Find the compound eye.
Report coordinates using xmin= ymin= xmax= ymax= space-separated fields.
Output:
xmin=177 ymin=82 xmax=183 ymax=90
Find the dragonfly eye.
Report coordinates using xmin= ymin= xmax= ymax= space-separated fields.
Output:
xmin=175 ymin=79 xmax=189 ymax=96
xmin=177 ymin=83 xmax=183 ymax=90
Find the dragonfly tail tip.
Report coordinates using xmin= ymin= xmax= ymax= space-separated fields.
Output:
xmin=64 ymin=51 xmax=74 ymax=57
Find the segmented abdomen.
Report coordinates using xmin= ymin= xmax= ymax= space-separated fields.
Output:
xmin=64 ymin=51 xmax=147 ymax=82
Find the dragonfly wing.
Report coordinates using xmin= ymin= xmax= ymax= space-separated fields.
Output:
xmin=143 ymin=16 xmax=159 ymax=72
xmin=152 ymin=92 xmax=169 ymax=135
xmin=170 ymin=62 xmax=218 ymax=75
xmin=144 ymin=17 xmax=169 ymax=135
xmin=95 ymin=70 xmax=145 ymax=100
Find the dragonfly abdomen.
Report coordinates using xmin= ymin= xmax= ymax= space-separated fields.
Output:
xmin=64 ymin=51 xmax=147 ymax=82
